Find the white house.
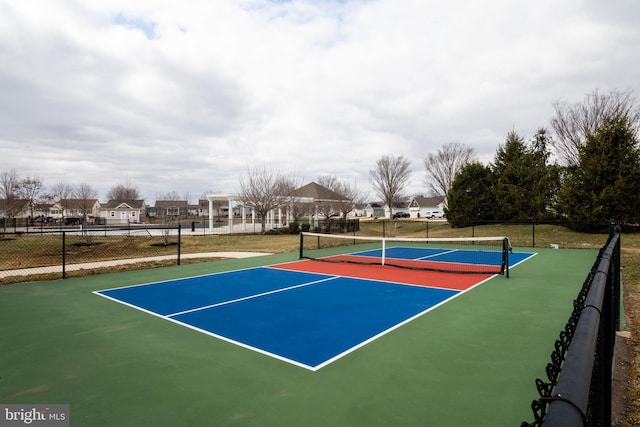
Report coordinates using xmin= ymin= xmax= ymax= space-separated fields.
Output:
xmin=99 ymin=200 xmax=146 ymax=225
xmin=408 ymin=196 xmax=446 ymax=218
xmin=52 ymin=199 xmax=101 ymax=222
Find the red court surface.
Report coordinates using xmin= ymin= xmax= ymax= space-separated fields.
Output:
xmin=272 ymin=259 xmax=494 ymax=291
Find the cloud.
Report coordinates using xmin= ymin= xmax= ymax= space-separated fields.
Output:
xmin=1 ymin=0 xmax=639 ymax=201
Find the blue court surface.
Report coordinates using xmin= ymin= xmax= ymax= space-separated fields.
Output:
xmin=353 ymin=246 xmax=528 ymax=266
xmin=95 ymin=267 xmax=465 ymax=370
xmin=95 ymin=245 xmax=535 ymax=371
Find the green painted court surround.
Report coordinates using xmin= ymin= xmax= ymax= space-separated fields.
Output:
xmin=0 ymin=248 xmax=596 ymax=426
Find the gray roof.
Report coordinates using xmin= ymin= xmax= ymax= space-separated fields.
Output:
xmin=411 ymin=195 xmax=445 ymax=206
xmin=102 ymin=200 xmax=145 ymax=209
xmin=292 ymin=182 xmax=348 ymax=202
xmin=155 ymin=200 xmax=189 ymax=208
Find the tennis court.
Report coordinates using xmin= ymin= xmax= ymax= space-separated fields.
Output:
xmin=0 ymin=238 xmax=598 ymax=426
xmin=95 ymin=238 xmax=535 ymax=371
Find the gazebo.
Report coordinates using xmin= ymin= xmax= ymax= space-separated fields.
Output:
xmin=291 ymin=182 xmax=349 ymax=228
xmin=205 ymin=182 xmax=348 ymax=233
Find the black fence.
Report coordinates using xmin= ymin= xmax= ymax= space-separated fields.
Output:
xmin=0 ymin=226 xmax=181 ymax=283
xmin=521 ymin=223 xmax=622 ymax=426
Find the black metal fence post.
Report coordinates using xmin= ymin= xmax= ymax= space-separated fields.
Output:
xmin=532 ymin=221 xmax=535 ymax=248
xmin=177 ymin=225 xmax=181 ymax=266
xmin=62 ymin=231 xmax=66 ymax=279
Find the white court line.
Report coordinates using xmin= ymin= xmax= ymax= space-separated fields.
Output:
xmin=415 ymin=249 xmax=457 ymax=260
xmin=166 ymin=275 xmax=339 ymax=318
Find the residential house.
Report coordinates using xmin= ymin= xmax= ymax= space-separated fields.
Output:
xmin=154 ymin=200 xmax=189 ymax=218
xmin=0 ymin=198 xmax=54 ymax=222
xmin=408 ymin=195 xmax=446 ymax=218
xmin=366 ymin=202 xmax=386 ymax=218
xmin=99 ymin=200 xmax=146 ymax=225
xmin=196 ymin=199 xmax=210 ymax=217
xmin=188 ymin=200 xmax=210 ymax=217
xmin=0 ymin=198 xmax=29 ymax=219
xmin=350 ymin=203 xmax=369 ymax=217
xmin=53 ymin=199 xmax=101 ymax=222
xmin=388 ymin=201 xmax=410 ymax=218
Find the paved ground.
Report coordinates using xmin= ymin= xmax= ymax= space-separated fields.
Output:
xmin=0 ymin=252 xmax=271 ymax=279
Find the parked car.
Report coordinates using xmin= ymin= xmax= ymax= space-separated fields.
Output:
xmin=393 ymin=212 xmax=410 ymax=219
xmin=427 ymin=210 xmax=444 ymax=218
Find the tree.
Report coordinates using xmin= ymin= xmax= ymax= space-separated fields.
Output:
xmin=107 ymin=179 xmax=140 ymax=201
xmin=238 ymin=166 xmax=290 ymax=233
xmin=50 ymin=181 xmax=74 ymax=219
xmin=550 ymin=88 xmax=640 ymax=166
xmin=18 ymin=175 xmax=45 ymax=223
xmin=0 ymin=170 xmax=23 ymax=231
xmin=369 ymin=155 xmax=411 ymax=219
xmin=318 ymin=176 xmax=367 ymax=229
xmin=424 ymin=142 xmax=476 ymax=206
xmin=491 ymin=130 xmax=559 ymax=221
xmin=530 ymin=128 xmax=562 ymax=218
xmin=445 ymin=162 xmax=496 ymax=227
xmin=558 ymin=114 xmax=640 ymax=232
xmin=74 ymin=183 xmax=98 ymax=224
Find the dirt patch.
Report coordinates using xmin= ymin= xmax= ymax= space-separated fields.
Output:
xmin=613 ymin=332 xmax=630 ymax=426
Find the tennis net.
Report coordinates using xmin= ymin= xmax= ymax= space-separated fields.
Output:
xmin=299 ymin=232 xmax=511 ymax=276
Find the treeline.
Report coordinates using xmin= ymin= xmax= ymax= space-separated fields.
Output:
xmin=445 ymin=89 xmax=640 ymax=233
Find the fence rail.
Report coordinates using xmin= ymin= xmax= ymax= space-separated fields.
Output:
xmin=521 ymin=223 xmax=621 ymax=427
xmin=0 ymin=226 xmax=182 ymax=282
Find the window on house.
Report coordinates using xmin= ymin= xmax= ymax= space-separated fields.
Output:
xmin=111 ymin=211 xmax=115 ymax=217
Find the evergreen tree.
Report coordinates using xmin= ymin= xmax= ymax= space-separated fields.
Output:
xmin=559 ymin=115 xmax=640 ymax=231
xmin=492 ymin=131 xmax=530 ymax=221
xmin=492 ymin=129 xmax=560 ymax=221
xmin=445 ymin=162 xmax=495 ymax=227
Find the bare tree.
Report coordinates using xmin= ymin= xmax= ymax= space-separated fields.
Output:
xmin=318 ymin=175 xmax=367 ymax=222
xmin=0 ymin=170 xmax=23 ymax=232
xmin=50 ymin=181 xmax=74 ymax=220
xmin=238 ymin=166 xmax=290 ymax=233
xmin=74 ymin=183 xmax=98 ymax=223
xmin=550 ymin=88 xmax=640 ymax=165
xmin=71 ymin=183 xmax=98 ymax=243
xmin=107 ymin=179 xmax=140 ymax=201
xmin=424 ymin=142 xmax=476 ymax=208
xmin=18 ymin=175 xmax=46 ymax=223
xmin=316 ymin=176 xmax=341 ymax=219
xmin=369 ymin=155 xmax=412 ymax=219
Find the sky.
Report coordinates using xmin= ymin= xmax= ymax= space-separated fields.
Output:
xmin=1 ymin=0 xmax=639 ymax=203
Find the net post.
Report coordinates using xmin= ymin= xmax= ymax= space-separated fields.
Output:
xmin=381 ymin=238 xmax=386 ymax=266
xmin=299 ymin=232 xmax=304 ymax=259
xmin=503 ymin=237 xmax=510 ymax=278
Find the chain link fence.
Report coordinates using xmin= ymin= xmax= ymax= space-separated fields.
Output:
xmin=0 ymin=226 xmax=181 ymax=284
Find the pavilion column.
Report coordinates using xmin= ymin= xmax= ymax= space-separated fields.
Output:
xmin=314 ymin=205 xmax=319 ymax=229
xmin=208 ymin=199 xmax=214 ymax=231
xmin=241 ymin=205 xmax=247 ymax=231
xmin=228 ymin=197 xmax=233 ymax=233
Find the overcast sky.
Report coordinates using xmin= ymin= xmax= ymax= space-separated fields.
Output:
xmin=1 ymin=0 xmax=639 ymax=203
